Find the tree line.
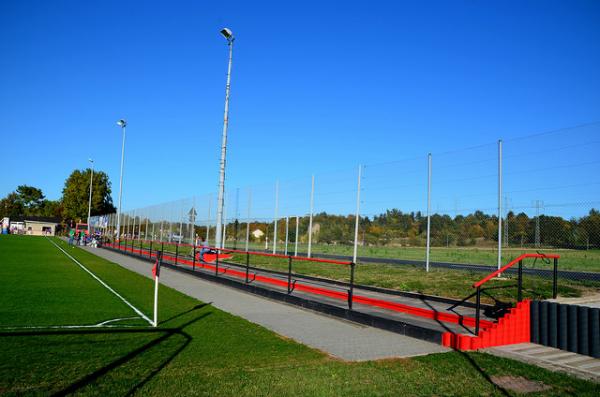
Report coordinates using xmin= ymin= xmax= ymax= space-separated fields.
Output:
xmin=225 ymin=209 xmax=600 ymax=249
xmin=0 ymin=168 xmax=116 ymax=226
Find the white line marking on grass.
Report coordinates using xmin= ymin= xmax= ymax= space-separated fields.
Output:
xmin=96 ymin=316 xmax=141 ymax=326
xmin=0 ymin=316 xmax=148 ymax=331
xmin=46 ymin=237 xmax=154 ymax=326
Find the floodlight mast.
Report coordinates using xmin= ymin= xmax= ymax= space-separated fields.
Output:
xmin=116 ymin=119 xmax=127 ymax=240
xmin=87 ymin=158 xmax=94 ymax=229
xmin=215 ymin=28 xmax=234 ymax=249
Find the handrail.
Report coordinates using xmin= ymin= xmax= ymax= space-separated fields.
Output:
xmin=471 ymin=252 xmax=560 ymax=335
xmin=111 ymin=238 xmax=352 ymax=266
xmin=105 ymin=237 xmax=357 ymax=309
xmin=472 ymin=253 xmax=560 ymax=289
xmin=211 ymin=246 xmax=352 ymax=266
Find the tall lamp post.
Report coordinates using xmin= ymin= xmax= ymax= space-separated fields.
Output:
xmin=116 ymin=119 xmax=127 ymax=239
xmin=87 ymin=158 xmax=94 ymax=228
xmin=215 ymin=28 xmax=234 ymax=249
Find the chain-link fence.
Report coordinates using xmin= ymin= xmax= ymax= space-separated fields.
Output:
xmin=91 ymin=123 xmax=600 ymax=290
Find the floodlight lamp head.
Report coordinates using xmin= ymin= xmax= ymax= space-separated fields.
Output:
xmin=117 ymin=119 xmax=127 ymax=128
xmin=88 ymin=158 xmax=93 ymax=163
xmin=220 ymin=28 xmax=234 ymax=42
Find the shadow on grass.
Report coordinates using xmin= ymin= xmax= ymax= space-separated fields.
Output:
xmin=420 ymin=299 xmax=510 ymax=396
xmin=159 ymin=302 xmax=212 ymax=326
xmin=54 ymin=312 xmax=211 ymax=396
xmin=0 ymin=310 xmax=212 ymax=396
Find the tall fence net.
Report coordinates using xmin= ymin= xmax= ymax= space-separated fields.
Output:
xmin=91 ymin=123 xmax=600 ymax=285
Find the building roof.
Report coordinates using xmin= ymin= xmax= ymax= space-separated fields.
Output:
xmin=11 ymin=216 xmax=61 ymax=224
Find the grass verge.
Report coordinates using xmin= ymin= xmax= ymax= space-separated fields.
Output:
xmin=2 ymin=235 xmax=596 ymax=395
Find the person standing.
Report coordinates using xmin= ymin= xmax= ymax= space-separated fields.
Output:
xmin=199 ymin=237 xmax=210 ymax=262
xmin=68 ymin=228 xmax=75 ymax=245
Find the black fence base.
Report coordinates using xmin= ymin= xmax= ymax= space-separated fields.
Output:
xmin=103 ymin=245 xmax=445 ymax=345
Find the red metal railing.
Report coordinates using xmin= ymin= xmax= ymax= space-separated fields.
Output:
xmin=472 ymin=252 xmax=560 ymax=335
xmin=473 ymin=253 xmax=560 ymax=288
xmin=111 ymin=237 xmax=356 ymax=307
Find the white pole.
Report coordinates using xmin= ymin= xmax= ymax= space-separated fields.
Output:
xmin=132 ymin=210 xmax=136 ymax=241
xmin=352 ymin=165 xmax=362 ymax=264
xmin=116 ymin=122 xmax=126 ymax=239
xmin=160 ymin=221 xmax=164 ymax=241
xmin=294 ymin=215 xmax=299 ymax=257
xmin=265 ymin=228 xmax=269 ymax=250
xmin=308 ymin=175 xmax=315 ymax=258
xmin=284 ymin=216 xmax=289 ymax=255
xmin=215 ymin=33 xmax=234 ymax=250
xmin=191 ymin=197 xmax=196 ymax=245
xmin=153 ymin=272 xmax=159 ymax=327
xmin=273 ymin=180 xmax=279 ymax=254
xmin=207 ymin=194 xmax=212 ymax=244
xmin=222 ymin=202 xmax=227 ymax=248
xmin=426 ymin=153 xmax=432 ymax=272
xmin=87 ymin=159 xmax=94 ymax=227
xmin=178 ymin=207 xmax=183 ymax=244
xmin=497 ymin=139 xmax=503 ymax=270
xmin=245 ymin=189 xmax=251 ymax=251
xmin=152 ymin=222 xmax=155 ymax=241
xmin=145 ymin=216 xmax=149 ymax=241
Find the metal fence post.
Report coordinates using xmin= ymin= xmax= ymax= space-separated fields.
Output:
xmin=284 ymin=216 xmax=289 ymax=255
xmin=245 ymin=251 xmax=250 ymax=283
xmin=287 ymin=255 xmax=293 ymax=294
xmin=215 ymin=250 xmax=220 ymax=276
xmin=497 ymin=139 xmax=503 ymax=270
xmin=149 ymin=240 xmax=153 ymax=259
xmin=348 ymin=262 xmax=355 ymax=310
xmin=518 ymin=259 xmax=523 ymax=302
xmin=192 ymin=244 xmax=196 ymax=271
xmin=553 ymin=258 xmax=558 ymax=299
xmin=245 ymin=188 xmax=251 ymax=252
xmin=206 ymin=193 xmax=211 ymax=245
xmin=426 ymin=153 xmax=432 ymax=272
xmin=178 ymin=208 xmax=183 ymax=244
xmin=308 ymin=175 xmax=314 ymax=258
xmin=175 ymin=243 xmax=179 ymax=265
xmin=273 ymin=180 xmax=279 ymax=254
xmin=475 ymin=286 xmax=481 ymax=335
xmin=352 ymin=165 xmax=362 ymax=264
xmin=294 ymin=215 xmax=299 ymax=257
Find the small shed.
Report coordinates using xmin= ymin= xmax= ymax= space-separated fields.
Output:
xmin=10 ymin=216 xmax=61 ymax=236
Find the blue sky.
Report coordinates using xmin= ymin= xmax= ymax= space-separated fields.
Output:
xmin=1 ymin=0 xmax=599 ymax=219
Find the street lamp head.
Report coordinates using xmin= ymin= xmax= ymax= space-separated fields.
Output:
xmin=220 ymin=28 xmax=234 ymax=42
xmin=117 ymin=119 xmax=127 ymax=128
xmin=88 ymin=158 xmax=94 ymax=163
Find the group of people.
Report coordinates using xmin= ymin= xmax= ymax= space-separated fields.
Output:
xmin=68 ymin=229 xmax=100 ymax=247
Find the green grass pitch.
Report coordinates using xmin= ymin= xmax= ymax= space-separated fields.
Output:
xmin=0 ymin=235 xmax=598 ymax=396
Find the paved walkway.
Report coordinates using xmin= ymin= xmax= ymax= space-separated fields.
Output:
xmin=487 ymin=343 xmax=600 ymax=383
xmin=82 ymin=246 xmax=449 ymax=361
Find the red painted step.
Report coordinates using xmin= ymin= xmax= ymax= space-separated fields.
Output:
xmin=441 ymin=300 xmax=531 ymax=350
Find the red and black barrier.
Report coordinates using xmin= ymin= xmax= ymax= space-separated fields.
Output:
xmin=107 ymin=239 xmax=583 ymax=352
xmin=103 ymin=239 xmax=489 ymax=329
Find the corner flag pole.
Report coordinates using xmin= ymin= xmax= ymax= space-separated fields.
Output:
xmin=152 ymin=251 xmax=162 ymax=327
